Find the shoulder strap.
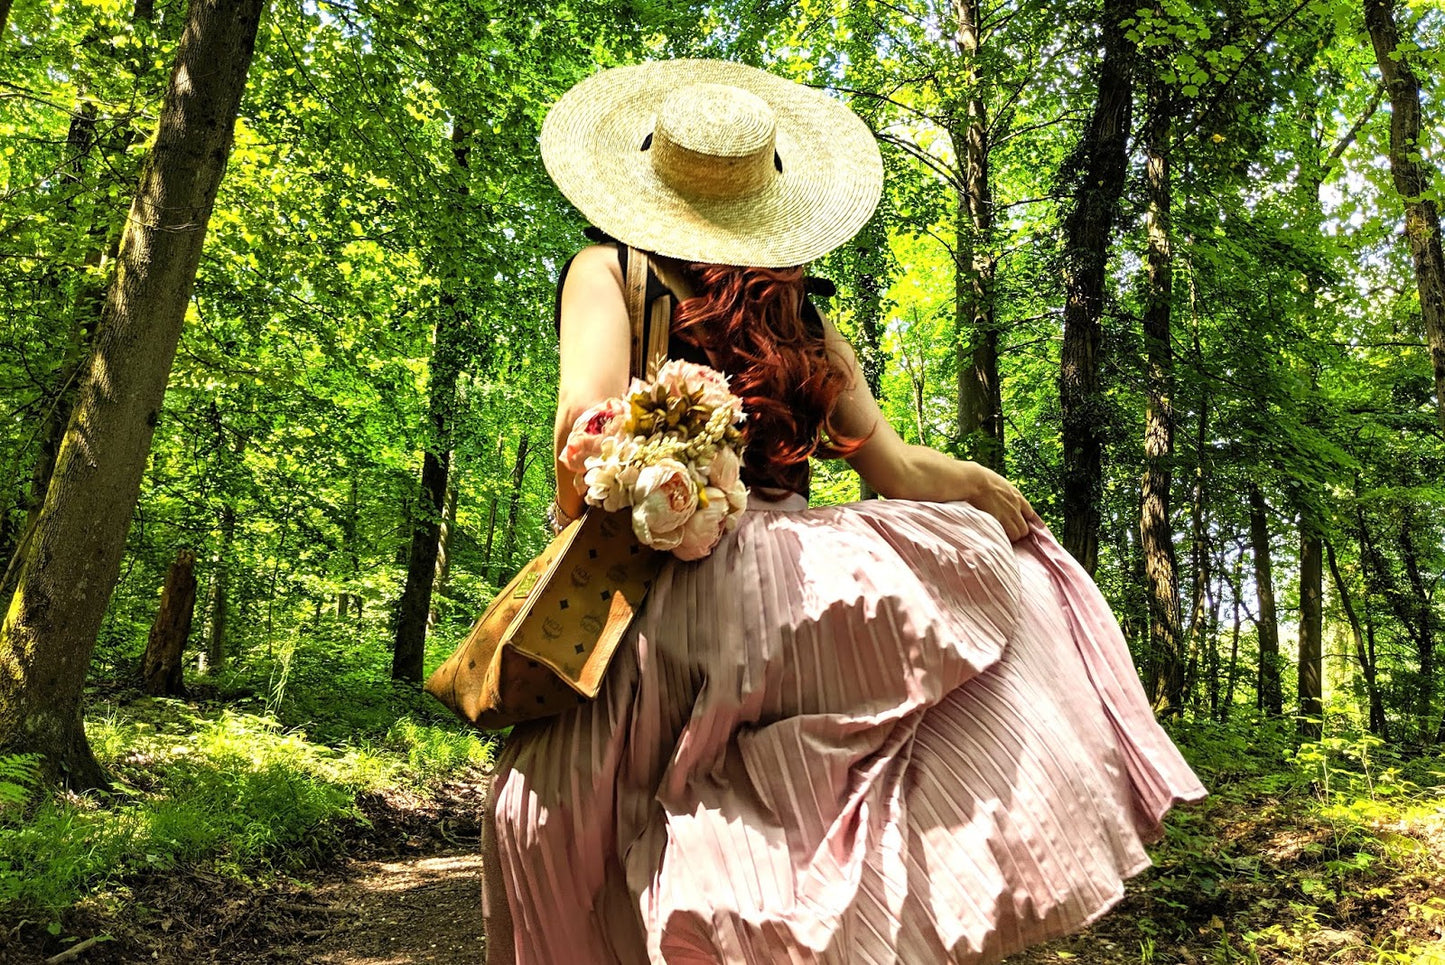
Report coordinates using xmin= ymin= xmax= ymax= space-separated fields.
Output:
xmin=624 ymin=246 xmax=671 ymax=379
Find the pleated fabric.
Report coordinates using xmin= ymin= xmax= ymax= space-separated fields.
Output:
xmin=488 ymin=496 xmax=1206 ymax=965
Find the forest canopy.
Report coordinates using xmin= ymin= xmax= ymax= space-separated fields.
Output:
xmin=0 ymin=0 xmax=1441 ymax=769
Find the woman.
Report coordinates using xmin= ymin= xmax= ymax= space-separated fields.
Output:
xmin=482 ymin=60 xmax=1206 ymax=964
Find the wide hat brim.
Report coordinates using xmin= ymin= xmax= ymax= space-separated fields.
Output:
xmin=541 ymin=60 xmax=883 ymax=268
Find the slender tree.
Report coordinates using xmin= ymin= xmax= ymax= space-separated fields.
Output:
xmin=1298 ymin=522 xmax=1323 ymax=738
xmin=1140 ymin=71 xmax=1184 ymax=716
xmin=392 ymin=120 xmax=473 ymax=683
xmin=949 ymin=0 xmax=1003 ymax=472
xmin=1364 ymin=0 xmax=1445 ymax=433
xmin=0 ymin=0 xmax=266 ymax=788
xmin=1058 ymin=0 xmax=1137 ymax=574
xmin=1249 ymin=484 xmax=1284 ymax=717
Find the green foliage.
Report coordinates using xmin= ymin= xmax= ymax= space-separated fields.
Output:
xmin=0 ymin=695 xmax=490 ymax=917
xmin=0 ymin=753 xmax=40 ymax=815
xmin=1077 ymin=718 xmax=1445 ymax=964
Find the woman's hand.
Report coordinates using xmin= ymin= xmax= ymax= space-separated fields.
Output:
xmin=821 ymin=312 xmax=1038 ymax=541
xmin=951 ymin=460 xmax=1037 ymax=542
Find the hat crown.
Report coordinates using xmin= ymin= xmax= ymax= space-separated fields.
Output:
xmin=650 ymin=83 xmax=778 ymax=200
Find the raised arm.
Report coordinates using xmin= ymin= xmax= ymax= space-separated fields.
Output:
xmin=553 ymin=245 xmax=631 ymax=522
xmin=824 ymin=314 xmax=1035 ymax=541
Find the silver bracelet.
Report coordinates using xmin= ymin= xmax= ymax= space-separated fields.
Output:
xmin=545 ymin=499 xmax=576 ymax=536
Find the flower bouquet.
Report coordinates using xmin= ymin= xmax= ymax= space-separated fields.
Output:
xmin=560 ymin=359 xmax=749 ymax=561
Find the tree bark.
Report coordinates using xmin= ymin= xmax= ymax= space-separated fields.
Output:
xmin=853 ymin=215 xmax=888 ymax=500
xmin=0 ymin=0 xmax=12 ymax=52
xmin=950 ymin=0 xmax=1003 ymax=473
xmin=1140 ymin=75 xmax=1183 ymax=717
xmin=1298 ymin=524 xmax=1323 ymax=739
xmin=142 ymin=549 xmax=197 ymax=697
xmin=428 ymin=483 xmax=457 ymax=630
xmin=1364 ymin=0 xmax=1445 ymax=433
xmin=1248 ymin=485 xmax=1283 ymax=716
xmin=392 ymin=449 xmax=449 ymax=682
xmin=0 ymin=0 xmax=264 ymax=789
xmin=204 ymin=503 xmax=234 ymax=672
xmin=1326 ymin=539 xmax=1386 ymax=738
xmin=496 ymin=434 xmax=531 ymax=586
xmin=391 ymin=120 xmax=471 ymax=683
xmin=1058 ymin=0 xmax=1137 ymax=574
xmin=1397 ymin=511 xmax=1437 ymax=742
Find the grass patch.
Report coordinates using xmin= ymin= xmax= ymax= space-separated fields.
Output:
xmin=1 ymin=633 xmax=496 ymax=923
xmin=1041 ymin=718 xmax=1445 ymax=964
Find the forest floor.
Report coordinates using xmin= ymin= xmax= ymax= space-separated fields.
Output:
xmin=9 ymin=768 xmax=1444 ymax=965
xmin=5 ymin=691 xmax=1444 ymax=965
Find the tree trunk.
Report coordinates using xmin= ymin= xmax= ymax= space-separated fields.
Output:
xmin=1364 ymin=0 xmax=1445 ymax=433
xmin=854 ymin=216 xmax=888 ymax=500
xmin=1326 ymin=539 xmax=1386 ymax=738
xmin=428 ymin=483 xmax=457 ymax=630
xmin=0 ymin=0 xmax=13 ymax=48
xmin=950 ymin=0 xmax=1003 ymax=473
xmin=142 ymin=549 xmax=197 ymax=697
xmin=1398 ymin=511 xmax=1437 ymax=742
xmin=204 ymin=503 xmax=234 ymax=672
xmin=1058 ymin=0 xmax=1137 ymax=574
xmin=391 ymin=120 xmax=471 ymax=683
xmin=393 ymin=450 xmax=449 ymax=682
xmin=16 ymin=0 xmax=157 ymax=573
xmin=1359 ymin=506 xmax=1436 ymax=742
xmin=0 ymin=0 xmax=264 ymax=789
xmin=1298 ymin=523 xmax=1324 ymax=739
xmin=1248 ymin=485 xmax=1283 ymax=716
xmin=496 ymin=434 xmax=531 ymax=585
xmin=1140 ymin=75 xmax=1183 ymax=717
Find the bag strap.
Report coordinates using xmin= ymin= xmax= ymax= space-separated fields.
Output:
xmin=624 ymin=246 xmax=649 ymax=379
xmin=624 ymin=245 xmax=674 ymax=380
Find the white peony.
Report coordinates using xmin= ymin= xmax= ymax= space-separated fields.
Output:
xmin=673 ymin=486 xmax=731 ymax=561
xmin=706 ymin=445 xmax=741 ymax=490
xmin=630 ymin=459 xmax=697 ymax=550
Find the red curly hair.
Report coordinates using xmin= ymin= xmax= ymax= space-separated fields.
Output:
xmin=672 ymin=264 xmax=865 ymax=495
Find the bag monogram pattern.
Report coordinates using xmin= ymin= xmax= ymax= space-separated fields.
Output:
xmin=424 ymin=508 xmax=660 ymax=728
xmin=424 ymin=246 xmax=669 ymax=730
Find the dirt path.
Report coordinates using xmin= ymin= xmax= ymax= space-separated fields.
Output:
xmin=265 ymin=846 xmax=486 ymax=964
xmin=10 ymin=777 xmax=1443 ymax=965
xmin=2 ymin=781 xmax=492 ymax=965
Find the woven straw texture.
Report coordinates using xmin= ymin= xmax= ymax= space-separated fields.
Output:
xmin=541 ymin=60 xmax=883 ymax=268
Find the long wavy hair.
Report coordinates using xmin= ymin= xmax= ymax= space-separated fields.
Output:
xmin=671 ymin=263 xmax=865 ymax=494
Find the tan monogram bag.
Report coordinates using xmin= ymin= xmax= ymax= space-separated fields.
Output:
xmin=425 ymin=247 xmax=672 ymax=729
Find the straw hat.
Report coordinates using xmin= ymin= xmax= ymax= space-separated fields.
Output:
xmin=540 ymin=60 xmax=883 ymax=268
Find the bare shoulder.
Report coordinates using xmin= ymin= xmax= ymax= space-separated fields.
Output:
xmin=567 ymin=244 xmax=623 ymax=288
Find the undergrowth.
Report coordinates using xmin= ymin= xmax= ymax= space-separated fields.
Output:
xmin=0 ymin=624 xmax=496 ymax=925
xmin=1101 ymin=716 xmax=1445 ymax=964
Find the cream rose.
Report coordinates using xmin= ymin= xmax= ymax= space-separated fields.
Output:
xmin=706 ymin=445 xmax=741 ymax=490
xmin=655 ymin=359 xmax=741 ymax=420
xmin=631 ymin=459 xmax=697 ymax=550
xmin=561 ymin=398 xmax=629 ymax=473
xmin=722 ymin=476 xmax=748 ymax=528
xmin=673 ymin=486 xmax=730 ymax=561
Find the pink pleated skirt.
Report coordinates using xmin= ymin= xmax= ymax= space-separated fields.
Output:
xmin=486 ymin=496 xmax=1206 ymax=964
